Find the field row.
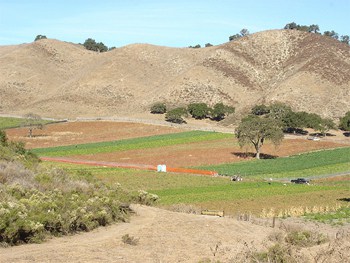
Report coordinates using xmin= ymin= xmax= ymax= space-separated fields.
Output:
xmin=32 ymin=131 xmax=231 ymax=156
xmin=200 ymin=147 xmax=350 ymax=178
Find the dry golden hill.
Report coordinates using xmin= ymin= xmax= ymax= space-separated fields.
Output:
xmin=1 ymin=29 xmax=349 ymax=119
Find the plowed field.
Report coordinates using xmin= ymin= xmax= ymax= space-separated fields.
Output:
xmin=6 ymin=121 xmax=186 ymax=148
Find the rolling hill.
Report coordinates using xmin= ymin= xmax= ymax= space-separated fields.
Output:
xmin=0 ymin=29 xmax=349 ymax=119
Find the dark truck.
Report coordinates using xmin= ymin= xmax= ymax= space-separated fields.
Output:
xmin=291 ymin=178 xmax=310 ymax=184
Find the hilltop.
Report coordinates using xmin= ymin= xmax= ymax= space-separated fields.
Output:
xmin=0 ymin=29 xmax=349 ymax=119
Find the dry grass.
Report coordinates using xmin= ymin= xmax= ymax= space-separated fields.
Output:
xmin=1 ymin=30 xmax=349 ymax=119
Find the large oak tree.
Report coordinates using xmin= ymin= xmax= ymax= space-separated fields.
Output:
xmin=235 ymin=115 xmax=284 ymax=159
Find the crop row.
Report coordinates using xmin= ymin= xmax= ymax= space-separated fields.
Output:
xmin=32 ymin=130 xmax=231 ymax=157
xmin=151 ymin=183 xmax=346 ymax=205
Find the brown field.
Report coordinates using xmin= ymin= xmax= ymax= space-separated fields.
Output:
xmin=6 ymin=121 xmax=186 ymax=149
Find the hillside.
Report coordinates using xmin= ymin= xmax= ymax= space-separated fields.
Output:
xmin=0 ymin=30 xmax=349 ymax=119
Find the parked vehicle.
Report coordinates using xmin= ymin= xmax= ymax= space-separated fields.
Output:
xmin=291 ymin=178 xmax=310 ymax=184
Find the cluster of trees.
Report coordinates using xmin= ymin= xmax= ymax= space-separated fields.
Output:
xmin=227 ymin=24 xmax=349 ymax=45
xmin=189 ymin=43 xmax=213 ymax=48
xmin=82 ymin=38 xmax=115 ymax=52
xmin=34 ymin=35 xmax=47 ymax=41
xmin=150 ymin=102 xmax=234 ymax=124
xmin=34 ymin=35 xmax=116 ymax=52
xmin=229 ymin=29 xmax=250 ymax=41
xmin=235 ymin=102 xmax=342 ymax=159
xmin=284 ymin=22 xmax=349 ymax=45
xmin=251 ymin=102 xmax=336 ymax=135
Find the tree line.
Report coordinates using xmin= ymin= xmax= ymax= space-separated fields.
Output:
xmin=236 ymin=102 xmax=350 ymax=159
xmin=150 ymin=102 xmax=234 ymax=124
xmin=227 ymin=23 xmax=349 ymax=45
xmin=283 ymin=22 xmax=349 ymax=44
xmin=152 ymin=100 xmax=350 ymax=159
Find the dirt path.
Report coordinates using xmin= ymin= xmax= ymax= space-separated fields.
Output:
xmin=0 ymin=205 xmax=274 ymax=263
xmin=1 ymin=205 xmax=349 ymax=263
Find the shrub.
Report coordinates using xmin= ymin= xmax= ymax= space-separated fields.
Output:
xmin=254 ymin=244 xmax=297 ymax=263
xmin=187 ymin=103 xmax=210 ymax=119
xmin=0 ymin=130 xmax=8 ymax=146
xmin=122 ymin=234 xmax=139 ymax=245
xmin=285 ymin=230 xmax=328 ymax=247
xmin=210 ymin=103 xmax=235 ymax=121
xmin=135 ymin=190 xmax=159 ymax=206
xmin=150 ymin=102 xmax=167 ymax=114
xmin=165 ymin=107 xmax=187 ymax=124
xmin=251 ymin=104 xmax=270 ymax=116
xmin=339 ymin=111 xmax=350 ymax=131
xmin=0 ymin=138 xmax=134 ymax=246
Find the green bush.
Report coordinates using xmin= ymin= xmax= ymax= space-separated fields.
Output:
xmin=165 ymin=107 xmax=187 ymax=124
xmin=339 ymin=111 xmax=350 ymax=131
xmin=0 ymin=136 xmax=135 ymax=246
xmin=187 ymin=103 xmax=210 ymax=119
xmin=251 ymin=104 xmax=270 ymax=116
xmin=210 ymin=103 xmax=235 ymax=121
xmin=134 ymin=190 xmax=159 ymax=206
xmin=150 ymin=102 xmax=167 ymax=114
xmin=0 ymin=176 xmax=131 ymax=245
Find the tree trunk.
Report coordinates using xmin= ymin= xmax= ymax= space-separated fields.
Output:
xmin=28 ymin=128 xmax=33 ymax=138
xmin=256 ymin=150 xmax=260 ymax=159
xmin=254 ymin=143 xmax=261 ymax=159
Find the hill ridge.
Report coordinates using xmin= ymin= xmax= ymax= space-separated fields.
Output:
xmin=0 ymin=29 xmax=349 ymax=119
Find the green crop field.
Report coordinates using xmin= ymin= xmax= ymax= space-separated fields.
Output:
xmin=32 ymin=130 xmax=231 ymax=157
xmin=199 ymin=147 xmax=350 ymax=179
xmin=0 ymin=117 xmax=26 ymax=129
xmin=34 ymin=130 xmax=350 ymax=219
xmin=0 ymin=116 xmax=53 ymax=130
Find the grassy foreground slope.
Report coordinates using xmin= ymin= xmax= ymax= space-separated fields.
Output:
xmin=199 ymin=147 xmax=350 ymax=179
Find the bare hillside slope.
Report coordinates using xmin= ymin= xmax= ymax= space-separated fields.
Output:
xmin=0 ymin=30 xmax=349 ymax=119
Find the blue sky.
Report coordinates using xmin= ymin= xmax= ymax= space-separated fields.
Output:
xmin=0 ymin=0 xmax=349 ymax=47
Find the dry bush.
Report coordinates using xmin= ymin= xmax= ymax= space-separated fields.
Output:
xmin=285 ymin=230 xmax=328 ymax=247
xmin=0 ymin=161 xmax=36 ymax=188
xmin=121 ymin=234 xmax=139 ymax=246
